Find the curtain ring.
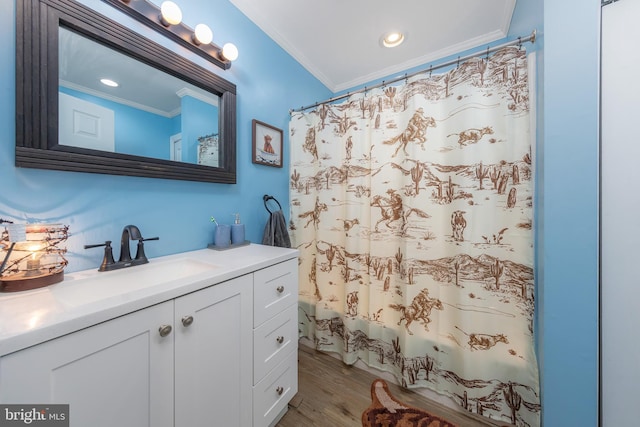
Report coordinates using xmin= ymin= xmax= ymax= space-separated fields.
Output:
xmin=456 ymin=56 xmax=460 ymax=68
xmin=429 ymin=65 xmax=433 ymax=77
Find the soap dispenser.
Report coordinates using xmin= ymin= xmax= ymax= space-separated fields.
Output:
xmin=230 ymin=213 xmax=245 ymax=245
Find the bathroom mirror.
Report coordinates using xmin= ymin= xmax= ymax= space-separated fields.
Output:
xmin=16 ymin=0 xmax=236 ymax=183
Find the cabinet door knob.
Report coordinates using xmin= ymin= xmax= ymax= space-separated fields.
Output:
xmin=276 ymin=386 xmax=284 ymax=395
xmin=159 ymin=324 xmax=172 ymax=337
xmin=181 ymin=315 xmax=194 ymax=327
xmin=276 ymin=285 xmax=285 ymax=293
xmin=276 ymin=336 xmax=284 ymax=344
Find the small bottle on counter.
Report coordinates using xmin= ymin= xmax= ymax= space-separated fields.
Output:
xmin=230 ymin=213 xmax=245 ymax=245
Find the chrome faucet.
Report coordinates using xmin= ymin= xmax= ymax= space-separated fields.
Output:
xmin=84 ymin=225 xmax=159 ymax=272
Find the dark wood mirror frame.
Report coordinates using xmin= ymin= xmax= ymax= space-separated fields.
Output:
xmin=15 ymin=0 xmax=237 ymax=183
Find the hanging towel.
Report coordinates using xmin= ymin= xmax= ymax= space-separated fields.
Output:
xmin=262 ymin=209 xmax=291 ymax=248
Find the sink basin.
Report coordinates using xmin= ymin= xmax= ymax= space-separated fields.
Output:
xmin=55 ymin=258 xmax=218 ymax=307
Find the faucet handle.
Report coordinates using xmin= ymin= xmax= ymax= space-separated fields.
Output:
xmin=134 ymin=236 xmax=159 ymax=263
xmin=84 ymin=240 xmax=111 ymax=249
xmin=84 ymin=240 xmax=115 ymax=271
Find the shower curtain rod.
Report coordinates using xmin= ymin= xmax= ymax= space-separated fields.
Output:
xmin=290 ymin=29 xmax=536 ymax=113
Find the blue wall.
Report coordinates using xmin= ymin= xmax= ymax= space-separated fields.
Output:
xmin=181 ymin=95 xmax=218 ymax=164
xmin=0 ymin=0 xmax=330 ymax=273
xmin=541 ymin=0 xmax=600 ymax=425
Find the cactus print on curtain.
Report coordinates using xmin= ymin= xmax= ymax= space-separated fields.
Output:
xmin=289 ymin=47 xmax=539 ymax=426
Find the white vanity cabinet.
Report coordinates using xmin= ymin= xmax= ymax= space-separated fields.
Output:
xmin=0 ymin=245 xmax=298 ymax=427
xmin=174 ymin=274 xmax=253 ymax=427
xmin=0 ymin=275 xmax=252 ymax=427
xmin=252 ymin=258 xmax=299 ymax=427
xmin=0 ymin=301 xmax=176 ymax=427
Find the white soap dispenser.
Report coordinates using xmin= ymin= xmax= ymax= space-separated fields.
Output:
xmin=230 ymin=213 xmax=245 ymax=245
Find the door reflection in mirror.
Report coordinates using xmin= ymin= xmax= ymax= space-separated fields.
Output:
xmin=58 ymin=26 xmax=219 ymax=164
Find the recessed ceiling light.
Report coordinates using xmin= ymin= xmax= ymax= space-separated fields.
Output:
xmin=100 ymin=78 xmax=119 ymax=87
xmin=382 ymin=32 xmax=405 ymax=48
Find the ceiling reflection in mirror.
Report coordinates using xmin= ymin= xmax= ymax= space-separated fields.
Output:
xmin=58 ymin=27 xmax=220 ymax=167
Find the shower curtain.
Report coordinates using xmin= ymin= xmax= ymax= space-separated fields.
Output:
xmin=289 ymin=46 xmax=539 ymax=426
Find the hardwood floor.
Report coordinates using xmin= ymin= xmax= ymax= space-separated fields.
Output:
xmin=276 ymin=345 xmax=509 ymax=427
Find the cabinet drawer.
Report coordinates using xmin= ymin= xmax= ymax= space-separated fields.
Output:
xmin=254 ymin=258 xmax=298 ymax=327
xmin=254 ymin=303 xmax=298 ymax=384
xmin=253 ymin=350 xmax=298 ymax=427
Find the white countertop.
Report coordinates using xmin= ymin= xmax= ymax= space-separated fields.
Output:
xmin=0 ymin=243 xmax=298 ymax=356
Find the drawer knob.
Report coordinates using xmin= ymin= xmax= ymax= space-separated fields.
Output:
xmin=276 ymin=285 xmax=285 ymax=293
xmin=276 ymin=336 xmax=284 ymax=344
xmin=159 ymin=324 xmax=172 ymax=337
xmin=276 ymin=386 xmax=284 ymax=395
xmin=181 ymin=315 xmax=194 ymax=327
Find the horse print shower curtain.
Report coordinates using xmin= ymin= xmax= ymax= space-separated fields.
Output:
xmin=289 ymin=46 xmax=540 ymax=426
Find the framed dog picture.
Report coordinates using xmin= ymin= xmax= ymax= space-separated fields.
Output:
xmin=252 ymin=119 xmax=283 ymax=168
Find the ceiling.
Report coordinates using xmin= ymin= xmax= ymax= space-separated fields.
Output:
xmin=229 ymin=0 xmax=516 ymax=92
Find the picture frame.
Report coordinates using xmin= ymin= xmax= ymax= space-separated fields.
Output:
xmin=252 ymin=119 xmax=283 ymax=168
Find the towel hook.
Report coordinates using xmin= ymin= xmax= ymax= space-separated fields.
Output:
xmin=263 ymin=195 xmax=282 ymax=214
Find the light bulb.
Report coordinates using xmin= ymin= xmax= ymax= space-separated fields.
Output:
xmin=160 ymin=1 xmax=182 ymax=26
xmin=382 ymin=31 xmax=405 ymax=48
xmin=100 ymin=78 xmax=119 ymax=87
xmin=221 ymin=43 xmax=238 ymax=61
xmin=193 ymin=24 xmax=213 ymax=45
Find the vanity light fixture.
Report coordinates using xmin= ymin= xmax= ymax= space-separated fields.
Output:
xmin=193 ymin=23 xmax=213 ymax=45
xmin=159 ymin=1 xmax=182 ymax=26
xmin=104 ymin=0 xmax=237 ymax=70
xmin=0 ymin=220 xmax=69 ymax=292
xmin=382 ymin=31 xmax=405 ymax=48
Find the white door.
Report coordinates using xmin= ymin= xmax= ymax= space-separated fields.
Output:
xmin=0 ymin=302 xmax=174 ymax=427
xmin=59 ymin=92 xmax=115 ymax=152
xmin=174 ymin=275 xmax=253 ymax=427
xmin=170 ymin=133 xmax=182 ymax=161
xmin=601 ymin=1 xmax=640 ymax=424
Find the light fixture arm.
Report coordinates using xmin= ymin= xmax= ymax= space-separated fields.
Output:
xmin=102 ymin=0 xmax=232 ymax=70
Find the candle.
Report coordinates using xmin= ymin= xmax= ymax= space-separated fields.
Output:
xmin=25 ymin=251 xmax=41 ymax=276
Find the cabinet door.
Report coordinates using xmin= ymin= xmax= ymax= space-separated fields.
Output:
xmin=174 ymin=274 xmax=253 ymax=427
xmin=0 ymin=301 xmax=174 ymax=427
